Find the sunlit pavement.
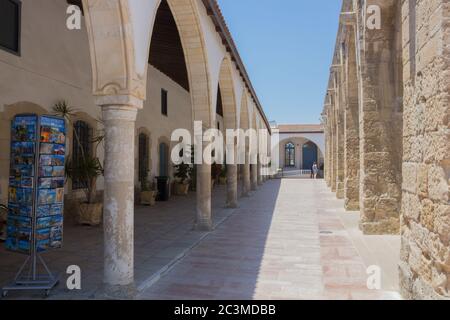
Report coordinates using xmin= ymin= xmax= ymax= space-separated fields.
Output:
xmin=139 ymin=179 xmax=402 ymax=300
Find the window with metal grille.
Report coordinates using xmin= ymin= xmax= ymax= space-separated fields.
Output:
xmin=161 ymin=89 xmax=168 ymax=116
xmin=0 ymin=0 xmax=21 ymax=55
xmin=138 ymin=133 xmax=150 ymax=182
xmin=72 ymin=120 xmax=92 ymax=189
xmin=285 ymin=142 xmax=295 ymax=167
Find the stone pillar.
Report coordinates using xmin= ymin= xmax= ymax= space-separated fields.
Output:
xmin=334 ymin=72 xmax=345 ymax=199
xmin=343 ymin=29 xmax=360 ymax=211
xmin=358 ymin=1 xmax=402 ymax=235
xmin=195 ymin=160 xmax=212 ymax=231
xmin=257 ymin=158 xmax=263 ymax=186
xmin=101 ymin=100 xmax=140 ymax=298
xmin=251 ymin=163 xmax=258 ymax=191
xmin=226 ymin=164 xmax=238 ymax=208
xmin=242 ymin=161 xmax=251 ymax=197
xmin=329 ymin=91 xmax=337 ymax=192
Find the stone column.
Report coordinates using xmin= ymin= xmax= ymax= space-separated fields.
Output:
xmin=251 ymin=163 xmax=258 ymax=191
xmin=101 ymin=98 xmax=140 ymax=298
xmin=242 ymin=161 xmax=251 ymax=197
xmin=334 ymin=72 xmax=345 ymax=199
xmin=343 ymin=27 xmax=360 ymax=211
xmin=358 ymin=1 xmax=402 ymax=235
xmin=329 ymin=91 xmax=337 ymax=192
xmin=226 ymin=164 xmax=238 ymax=208
xmin=257 ymin=157 xmax=263 ymax=186
xmin=195 ymin=158 xmax=212 ymax=231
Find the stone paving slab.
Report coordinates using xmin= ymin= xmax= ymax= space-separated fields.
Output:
xmin=0 ymin=186 xmax=235 ymax=300
xmin=140 ymin=179 xmax=402 ymax=300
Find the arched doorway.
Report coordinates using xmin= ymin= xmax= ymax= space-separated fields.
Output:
xmin=285 ymin=142 xmax=295 ymax=167
xmin=302 ymin=141 xmax=318 ymax=170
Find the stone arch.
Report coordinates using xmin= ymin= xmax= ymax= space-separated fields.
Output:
xmin=239 ymin=91 xmax=250 ymax=130
xmin=162 ymin=0 xmax=212 ymax=127
xmin=217 ymin=56 xmax=238 ymax=130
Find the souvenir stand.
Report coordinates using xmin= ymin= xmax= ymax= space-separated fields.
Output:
xmin=2 ymin=114 xmax=66 ymax=297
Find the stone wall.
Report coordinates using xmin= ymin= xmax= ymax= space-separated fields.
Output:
xmin=399 ymin=0 xmax=450 ymax=299
xmin=323 ymin=0 xmax=449 ymax=299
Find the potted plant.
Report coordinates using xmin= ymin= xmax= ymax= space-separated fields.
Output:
xmin=53 ymin=101 xmax=104 ymax=226
xmin=140 ymin=171 xmax=156 ymax=206
xmin=219 ymin=165 xmax=227 ymax=185
xmin=173 ymin=162 xmax=190 ymax=195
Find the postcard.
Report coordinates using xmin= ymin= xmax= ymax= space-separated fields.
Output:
xmin=8 ymin=204 xmax=20 ymax=216
xmin=39 ymin=155 xmax=52 ymax=166
xmin=11 ymin=141 xmax=35 ymax=155
xmin=36 ymin=228 xmax=50 ymax=241
xmin=38 ymin=189 xmax=56 ymax=205
xmin=56 ymin=188 xmax=64 ymax=203
xmin=53 ymin=144 xmax=65 ymax=155
xmin=18 ymin=227 xmax=31 ymax=242
xmin=50 ymin=226 xmax=62 ymax=240
xmin=50 ymin=204 xmax=63 ymax=216
xmin=39 ymin=166 xmax=53 ymax=177
xmin=50 ymin=215 xmax=63 ymax=228
xmin=37 ymin=205 xmax=50 ymax=217
xmin=52 ymin=155 xmax=65 ymax=166
xmin=40 ymin=143 xmax=53 ymax=154
xmin=53 ymin=177 xmax=65 ymax=188
xmin=17 ymin=188 xmax=33 ymax=205
xmin=39 ymin=177 xmax=52 ymax=189
xmin=52 ymin=166 xmax=65 ymax=177
xmin=12 ymin=115 xmax=37 ymax=142
xmin=18 ymin=240 xmax=31 ymax=253
xmin=19 ymin=206 xmax=32 ymax=217
xmin=36 ymin=239 xmax=50 ymax=252
xmin=17 ymin=216 xmax=32 ymax=228
xmin=8 ymin=187 xmax=17 ymax=203
xmin=36 ymin=216 xmax=51 ymax=230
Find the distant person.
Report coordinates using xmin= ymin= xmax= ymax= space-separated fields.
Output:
xmin=312 ymin=162 xmax=319 ymax=179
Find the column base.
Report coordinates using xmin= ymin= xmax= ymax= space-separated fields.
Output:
xmin=344 ymin=200 xmax=360 ymax=211
xmin=226 ymin=202 xmax=238 ymax=209
xmin=359 ymin=218 xmax=400 ymax=235
xmin=194 ymin=220 xmax=213 ymax=232
xmin=100 ymin=283 xmax=137 ymax=300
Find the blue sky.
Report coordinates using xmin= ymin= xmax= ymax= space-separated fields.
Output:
xmin=217 ymin=0 xmax=342 ymax=124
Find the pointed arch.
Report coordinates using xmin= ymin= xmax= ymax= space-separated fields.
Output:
xmin=239 ymin=90 xmax=250 ymax=130
xmin=217 ymin=56 xmax=238 ymax=130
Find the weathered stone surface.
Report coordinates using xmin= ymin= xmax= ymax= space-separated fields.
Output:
xmin=324 ymin=0 xmax=450 ymax=300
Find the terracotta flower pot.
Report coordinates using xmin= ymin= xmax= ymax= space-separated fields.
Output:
xmin=77 ymin=202 xmax=103 ymax=226
xmin=174 ymin=183 xmax=190 ymax=196
xmin=140 ymin=191 xmax=156 ymax=206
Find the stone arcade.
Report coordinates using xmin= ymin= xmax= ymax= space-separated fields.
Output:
xmin=0 ymin=0 xmax=272 ymax=298
xmin=323 ymin=0 xmax=449 ymax=299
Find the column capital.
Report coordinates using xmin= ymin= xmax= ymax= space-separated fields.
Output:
xmin=95 ymin=95 xmax=144 ymax=110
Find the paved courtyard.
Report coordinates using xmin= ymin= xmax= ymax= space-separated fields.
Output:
xmin=140 ymin=179 xmax=401 ymax=300
xmin=0 ymin=179 xmax=402 ymax=300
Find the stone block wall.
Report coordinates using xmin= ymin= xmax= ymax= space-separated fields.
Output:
xmin=399 ymin=0 xmax=450 ymax=299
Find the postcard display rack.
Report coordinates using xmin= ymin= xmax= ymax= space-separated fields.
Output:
xmin=2 ymin=114 xmax=66 ymax=297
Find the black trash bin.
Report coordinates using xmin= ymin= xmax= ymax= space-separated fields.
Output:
xmin=155 ymin=176 xmax=170 ymax=201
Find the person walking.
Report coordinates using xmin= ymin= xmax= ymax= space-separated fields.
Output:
xmin=312 ymin=162 xmax=319 ymax=179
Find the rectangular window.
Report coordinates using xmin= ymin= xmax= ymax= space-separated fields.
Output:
xmin=0 ymin=0 xmax=21 ymax=55
xmin=161 ymin=89 xmax=168 ymax=116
